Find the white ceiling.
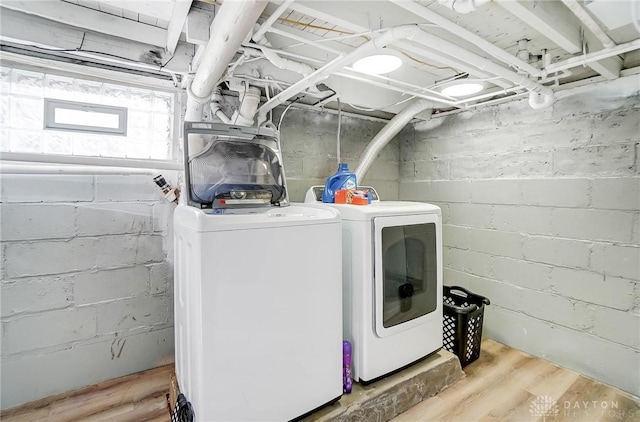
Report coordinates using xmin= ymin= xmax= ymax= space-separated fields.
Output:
xmin=1 ymin=0 xmax=639 ymax=116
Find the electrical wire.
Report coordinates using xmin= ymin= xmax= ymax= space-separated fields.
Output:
xmin=277 ymin=97 xmax=302 ymax=131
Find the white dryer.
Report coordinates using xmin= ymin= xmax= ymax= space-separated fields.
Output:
xmin=306 ymin=187 xmax=443 ymax=383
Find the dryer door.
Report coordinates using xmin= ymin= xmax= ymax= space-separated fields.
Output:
xmin=373 ymin=213 xmax=441 ymax=338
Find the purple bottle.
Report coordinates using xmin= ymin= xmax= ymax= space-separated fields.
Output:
xmin=343 ymin=341 xmax=352 ymax=394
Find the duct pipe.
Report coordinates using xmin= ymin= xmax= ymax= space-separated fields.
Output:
xmin=185 ymin=0 xmax=268 ymax=133
xmin=355 ymin=99 xmax=433 ymax=181
xmin=561 ymin=0 xmax=616 ymax=49
xmin=438 ymin=0 xmax=492 ymax=14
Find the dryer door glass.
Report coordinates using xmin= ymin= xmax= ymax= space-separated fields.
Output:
xmin=381 ymin=222 xmax=437 ymax=328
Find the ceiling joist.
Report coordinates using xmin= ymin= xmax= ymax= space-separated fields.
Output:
xmin=1 ymin=1 xmax=167 ymax=47
xmin=166 ymin=0 xmax=193 ymax=54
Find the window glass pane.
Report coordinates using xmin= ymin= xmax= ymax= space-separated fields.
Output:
xmin=130 ymin=88 xmax=152 ymax=109
xmin=381 ymin=223 xmax=438 ymax=328
xmin=11 ymin=97 xmax=43 ymax=129
xmin=43 ymin=132 xmax=73 ymax=155
xmin=54 ymin=108 xmax=121 ymax=129
xmin=10 ymin=129 xmax=41 ymax=153
xmin=0 ymin=96 xmax=9 ymax=126
xmin=0 ymin=129 xmax=10 ymax=152
xmin=0 ymin=67 xmax=11 ymax=93
xmin=45 ymin=75 xmax=75 ymax=99
xmin=76 ymin=80 xmax=102 ymax=102
xmin=12 ymin=69 xmax=44 ymax=96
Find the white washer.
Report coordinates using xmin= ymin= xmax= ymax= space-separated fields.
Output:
xmin=174 ymin=204 xmax=343 ymax=421
xmin=306 ymin=188 xmax=443 ymax=382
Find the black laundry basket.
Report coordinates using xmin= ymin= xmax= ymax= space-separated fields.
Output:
xmin=443 ymin=285 xmax=490 ymax=368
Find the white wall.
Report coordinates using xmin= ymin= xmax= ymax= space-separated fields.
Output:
xmin=399 ymin=75 xmax=640 ymax=395
xmin=0 ymin=173 xmax=176 ymax=409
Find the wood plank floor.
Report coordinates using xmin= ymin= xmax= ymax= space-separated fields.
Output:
xmin=393 ymin=339 xmax=640 ymax=422
xmin=2 ymin=339 xmax=638 ymax=421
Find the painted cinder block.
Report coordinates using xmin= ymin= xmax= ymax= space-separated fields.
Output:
xmin=446 ymin=248 xmax=493 ymax=279
xmin=550 ymin=208 xmax=634 ymax=243
xmin=3 ymin=307 xmax=97 ymax=355
xmin=0 ymin=327 xmax=174 ymax=409
xmin=521 ymin=178 xmax=589 ymax=208
xmin=4 ymin=235 xmax=164 ymax=277
xmin=450 ymin=152 xmax=552 ymax=179
xmin=492 ymin=256 xmax=552 ymax=291
xmin=590 ymin=243 xmax=640 ymax=281
xmin=442 ymin=224 xmax=470 ymax=250
xmin=522 ymin=236 xmax=591 ymax=269
xmin=491 ymin=205 xmax=552 ymax=235
xmin=590 ymin=108 xmax=640 ymax=145
xmin=553 ymin=144 xmax=636 ymax=176
xmin=468 ymin=228 xmax=524 ymax=259
xmin=443 ymin=268 xmax=524 ymax=311
xmin=149 ymin=262 xmax=171 ymax=295
xmin=429 ymin=180 xmax=470 ymax=203
xmin=470 ymin=179 xmax=523 ymax=205
xmin=95 ymin=175 xmax=159 ymax=202
xmin=1 ymin=275 xmax=72 ymax=317
xmin=551 ymin=267 xmax=635 ymax=311
xmin=398 ymin=181 xmax=430 ymax=202
xmin=96 ymin=295 xmax=171 ymax=335
xmin=519 ymin=289 xmax=594 ymax=331
xmin=591 ymin=177 xmax=640 ymax=210
xmin=1 ymin=175 xmax=94 ymax=203
xmin=403 ymin=159 xmax=450 ymax=181
xmin=448 ymin=203 xmax=492 ymax=228
xmin=0 ymin=204 xmax=76 ymax=240
xmin=73 ymin=266 xmax=150 ymax=305
xmin=76 ymin=203 xmax=153 ymax=236
xmin=592 ymin=306 xmax=640 ymax=349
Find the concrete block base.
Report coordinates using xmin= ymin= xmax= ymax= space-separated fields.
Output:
xmin=303 ymin=349 xmax=464 ymax=422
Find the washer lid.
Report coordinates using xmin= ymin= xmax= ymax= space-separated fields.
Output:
xmin=174 ymin=203 xmax=340 ymax=232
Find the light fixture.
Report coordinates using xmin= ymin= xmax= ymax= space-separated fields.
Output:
xmin=352 ymin=54 xmax=403 ymax=75
xmin=440 ymin=81 xmax=484 ymax=97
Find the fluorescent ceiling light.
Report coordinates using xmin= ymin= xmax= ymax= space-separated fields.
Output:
xmin=352 ymin=54 xmax=402 ymax=75
xmin=441 ymin=82 xmax=484 ymax=97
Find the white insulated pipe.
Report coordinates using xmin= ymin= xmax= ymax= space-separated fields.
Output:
xmin=561 ymin=0 xmax=616 ymax=49
xmin=545 ymin=38 xmax=640 ymax=74
xmin=258 ymin=24 xmax=554 ymax=121
xmin=405 ymin=28 xmax=554 ymax=105
xmin=185 ymin=0 xmax=268 ymax=124
xmin=391 ymin=0 xmax=541 ymax=77
xmin=355 ymin=99 xmax=433 ymax=181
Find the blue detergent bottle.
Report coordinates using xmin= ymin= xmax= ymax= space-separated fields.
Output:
xmin=322 ymin=162 xmax=357 ymax=203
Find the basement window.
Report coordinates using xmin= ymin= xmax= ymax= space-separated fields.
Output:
xmin=0 ymin=66 xmax=176 ymax=161
xmin=44 ymin=99 xmax=128 ymax=135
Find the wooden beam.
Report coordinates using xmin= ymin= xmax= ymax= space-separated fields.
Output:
xmin=98 ymin=0 xmax=176 ymax=21
xmin=0 ymin=7 xmax=193 ymax=73
xmin=166 ymin=0 xmax=193 ymax=54
xmin=1 ymin=1 xmax=167 ymax=47
xmin=186 ymin=10 xmax=213 ymax=45
xmin=496 ymin=0 xmax=582 ymax=54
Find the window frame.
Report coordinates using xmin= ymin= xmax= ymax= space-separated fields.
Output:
xmin=44 ymin=98 xmax=128 ymax=136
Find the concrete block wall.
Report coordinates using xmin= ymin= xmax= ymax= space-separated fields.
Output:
xmin=0 ymin=174 xmax=176 ymax=409
xmin=399 ymin=75 xmax=640 ymax=395
xmin=276 ymin=107 xmax=408 ymax=201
